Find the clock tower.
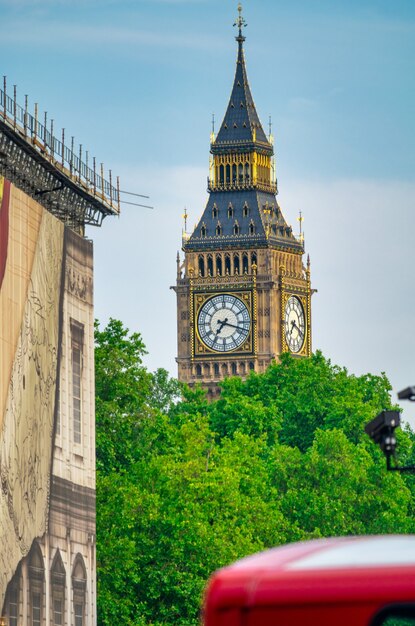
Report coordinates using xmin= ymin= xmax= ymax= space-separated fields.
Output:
xmin=174 ymin=5 xmax=313 ymax=397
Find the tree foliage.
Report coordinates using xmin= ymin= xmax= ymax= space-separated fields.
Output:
xmin=95 ymin=319 xmax=415 ymax=626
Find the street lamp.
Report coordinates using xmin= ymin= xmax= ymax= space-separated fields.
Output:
xmin=365 ymin=386 xmax=415 ymax=473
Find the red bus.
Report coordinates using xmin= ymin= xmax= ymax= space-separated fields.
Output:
xmin=203 ymin=535 xmax=415 ymax=626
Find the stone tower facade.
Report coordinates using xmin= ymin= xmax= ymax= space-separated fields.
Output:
xmin=174 ymin=7 xmax=313 ymax=397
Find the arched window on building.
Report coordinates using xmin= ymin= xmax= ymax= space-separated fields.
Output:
xmin=249 ymin=221 xmax=255 ymax=235
xmin=228 ymin=204 xmax=234 ymax=218
xmin=72 ymin=555 xmax=87 ymax=626
xmin=238 ymin=163 xmax=243 ymax=183
xmin=234 ymin=254 xmax=240 ymax=275
xmin=198 ymin=256 xmax=205 ymax=277
xmin=231 ymin=362 xmax=237 ymax=375
xmin=225 ymin=254 xmax=231 ymax=275
xmin=232 ymin=163 xmax=237 ymax=184
xmin=200 ymin=224 xmax=206 ymax=238
xmin=51 ymin=550 xmax=66 ymax=626
xmin=216 ymin=222 xmax=222 ymax=236
xmin=214 ymin=363 xmax=220 ymax=377
xmin=249 ymin=361 xmax=255 ymax=371
xmin=233 ymin=221 xmax=240 ymax=236
xmin=245 ymin=162 xmax=250 ymax=182
xmin=219 ymin=165 xmax=224 ymax=185
xmin=216 ymin=255 xmax=222 ymax=276
xmin=243 ymin=203 xmax=249 ymax=217
xmin=242 ymin=253 xmax=249 ymax=274
xmin=5 ymin=564 xmax=21 ymax=626
xmin=251 ymin=252 xmax=257 ymax=268
xmin=28 ymin=541 xmax=45 ymax=626
xmin=207 ymin=255 xmax=213 ymax=276
xmin=226 ymin=164 xmax=231 ymax=184
xmin=196 ymin=364 xmax=202 ymax=377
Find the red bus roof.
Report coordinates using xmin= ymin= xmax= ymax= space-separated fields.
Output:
xmin=205 ymin=536 xmax=415 ymax=612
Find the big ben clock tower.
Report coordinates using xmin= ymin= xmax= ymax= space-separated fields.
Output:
xmin=174 ymin=5 xmax=313 ymax=397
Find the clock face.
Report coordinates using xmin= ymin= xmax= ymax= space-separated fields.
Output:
xmin=197 ymin=294 xmax=251 ymax=352
xmin=284 ymin=296 xmax=305 ymax=353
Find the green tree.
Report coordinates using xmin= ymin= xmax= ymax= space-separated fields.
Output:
xmin=95 ymin=320 xmax=415 ymax=626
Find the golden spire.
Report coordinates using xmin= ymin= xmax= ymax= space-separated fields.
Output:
xmin=297 ymin=210 xmax=304 ymax=244
xmin=234 ymin=2 xmax=247 ymax=39
xmin=182 ymin=207 xmax=188 ymax=232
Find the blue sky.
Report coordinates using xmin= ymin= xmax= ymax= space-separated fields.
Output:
xmin=2 ymin=0 xmax=415 ymax=420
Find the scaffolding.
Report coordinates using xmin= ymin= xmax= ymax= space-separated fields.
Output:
xmin=0 ymin=78 xmax=120 ymax=232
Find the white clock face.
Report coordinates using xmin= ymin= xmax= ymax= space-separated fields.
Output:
xmin=197 ymin=294 xmax=251 ymax=352
xmin=284 ymin=296 xmax=305 ymax=353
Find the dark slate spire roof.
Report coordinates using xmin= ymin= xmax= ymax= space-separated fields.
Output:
xmin=184 ymin=7 xmax=302 ymax=254
xmin=214 ymin=19 xmax=270 ymax=152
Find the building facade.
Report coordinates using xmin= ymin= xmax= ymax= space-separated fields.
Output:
xmin=0 ymin=81 xmax=119 ymax=625
xmin=174 ymin=8 xmax=313 ymax=396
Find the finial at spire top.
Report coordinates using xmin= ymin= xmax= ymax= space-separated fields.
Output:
xmin=233 ymin=2 xmax=247 ymax=42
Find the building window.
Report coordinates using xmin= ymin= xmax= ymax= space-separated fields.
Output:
xmin=70 ymin=320 xmax=84 ymax=445
xmin=233 ymin=221 xmax=240 ymax=235
xmin=54 ymin=599 xmax=63 ymax=626
xmin=216 ymin=255 xmax=222 ymax=276
xmin=243 ymin=203 xmax=249 ymax=217
xmin=72 ymin=556 xmax=87 ymax=626
xmin=216 ymin=223 xmax=222 ymax=236
xmin=51 ymin=550 xmax=65 ymax=626
xmin=249 ymin=221 xmax=255 ymax=235
xmin=207 ymin=255 xmax=213 ymax=276
xmin=214 ymin=363 xmax=220 ymax=377
xmin=201 ymin=224 xmax=207 ymax=238
xmin=225 ymin=255 xmax=231 ymax=275
xmin=198 ymin=256 xmax=205 ymax=277
xmin=28 ymin=542 xmax=44 ymax=626
xmin=7 ymin=586 xmax=19 ymax=626
xmin=212 ymin=205 xmax=218 ymax=218
xmin=234 ymin=255 xmax=240 ymax=274
xmin=228 ymin=204 xmax=233 ymax=218
xmin=196 ymin=364 xmax=202 ymax=377
xmin=242 ymin=253 xmax=249 ymax=273
xmin=32 ymin=593 xmax=41 ymax=626
xmin=75 ymin=603 xmax=83 ymax=626
xmin=231 ymin=363 xmax=237 ymax=375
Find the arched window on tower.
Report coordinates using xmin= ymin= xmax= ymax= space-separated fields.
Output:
xmin=198 ymin=255 xmax=205 ymax=277
xmin=72 ymin=555 xmax=87 ymax=626
xmin=231 ymin=362 xmax=237 ymax=375
xmin=28 ymin=541 xmax=45 ymax=626
xmin=234 ymin=254 xmax=240 ymax=275
xmin=216 ymin=222 xmax=222 ymax=236
xmin=251 ymin=252 xmax=257 ymax=268
xmin=232 ymin=163 xmax=237 ymax=184
xmin=242 ymin=253 xmax=249 ymax=274
xmin=233 ymin=221 xmax=240 ymax=236
xmin=214 ymin=363 xmax=220 ymax=377
xmin=196 ymin=364 xmax=202 ymax=377
xmin=249 ymin=221 xmax=255 ymax=235
xmin=249 ymin=361 xmax=255 ymax=371
xmin=245 ymin=162 xmax=250 ymax=182
xmin=243 ymin=203 xmax=249 ymax=218
xmin=238 ymin=163 xmax=243 ymax=183
xmin=226 ymin=164 xmax=231 ymax=184
xmin=216 ymin=255 xmax=222 ymax=276
xmin=219 ymin=165 xmax=224 ymax=185
xmin=225 ymin=254 xmax=231 ymax=275
xmin=212 ymin=205 xmax=218 ymax=218
xmin=51 ymin=550 xmax=66 ymax=626
xmin=200 ymin=224 xmax=206 ymax=238
xmin=207 ymin=255 xmax=213 ymax=276
xmin=228 ymin=204 xmax=234 ymax=218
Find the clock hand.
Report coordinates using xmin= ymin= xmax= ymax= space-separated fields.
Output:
xmin=215 ymin=318 xmax=228 ymax=335
xmin=291 ymin=319 xmax=304 ymax=338
xmin=220 ymin=321 xmax=249 ymax=333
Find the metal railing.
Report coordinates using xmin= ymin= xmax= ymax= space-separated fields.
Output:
xmin=0 ymin=78 xmax=119 ymax=212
